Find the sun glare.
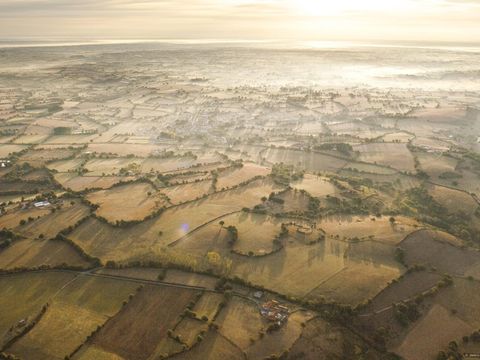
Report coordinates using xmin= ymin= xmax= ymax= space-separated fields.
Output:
xmin=292 ymin=0 xmax=416 ymax=16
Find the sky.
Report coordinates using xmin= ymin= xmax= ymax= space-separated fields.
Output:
xmin=0 ymin=0 xmax=479 ymax=43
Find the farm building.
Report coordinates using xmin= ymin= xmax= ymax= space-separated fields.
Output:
xmin=33 ymin=201 xmax=50 ymax=208
xmin=253 ymin=291 xmax=264 ymax=299
xmin=260 ymin=300 xmax=289 ymax=325
xmin=296 ymin=226 xmax=313 ymax=235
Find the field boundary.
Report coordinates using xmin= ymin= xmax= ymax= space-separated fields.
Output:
xmin=168 ymin=210 xmax=242 ymax=247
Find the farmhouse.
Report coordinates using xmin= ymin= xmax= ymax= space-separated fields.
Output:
xmin=0 ymin=159 xmax=11 ymax=167
xmin=260 ymin=300 xmax=289 ymax=325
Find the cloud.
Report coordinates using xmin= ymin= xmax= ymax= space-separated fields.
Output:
xmin=0 ymin=0 xmax=478 ymax=42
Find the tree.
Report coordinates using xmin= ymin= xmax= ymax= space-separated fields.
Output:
xmin=207 ymin=251 xmax=221 ymax=267
xmin=436 ymin=351 xmax=447 ymax=360
xmin=105 ymin=260 xmax=116 ymax=268
xmin=394 ymin=247 xmax=406 ymax=266
xmin=389 ymin=216 xmax=396 ymax=225
xmin=226 ymin=225 xmax=238 ymax=245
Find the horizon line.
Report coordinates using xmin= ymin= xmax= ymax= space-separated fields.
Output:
xmin=1 ymin=38 xmax=480 ymax=52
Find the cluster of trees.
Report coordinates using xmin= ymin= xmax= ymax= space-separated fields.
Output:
xmin=464 ymin=150 xmax=480 ymax=166
xmin=307 ymin=197 xmax=321 ymax=217
xmin=19 ymin=216 xmax=40 ymax=226
xmin=436 ymin=341 xmax=464 ymax=360
xmin=323 ymin=195 xmax=373 ymax=216
xmin=315 ymin=142 xmax=353 ymax=155
xmin=279 ymin=224 xmax=289 ymax=238
xmin=0 ymin=128 xmax=17 ymax=136
xmin=463 ymin=329 xmax=480 ymax=344
xmin=0 ymin=262 xmax=92 ymax=276
xmin=270 ymin=163 xmax=304 ymax=186
xmin=394 ymin=247 xmax=406 ymax=267
xmin=393 ymin=274 xmax=453 ymax=328
xmin=225 ymin=225 xmax=238 ymax=246
xmin=118 ymin=162 xmax=141 ymax=176
xmin=211 ymin=170 xmax=218 ymax=190
xmin=158 ymin=172 xmax=206 ymax=186
xmin=438 ymin=171 xmax=462 ymax=180
xmin=218 ymin=221 xmax=239 ymax=247
xmin=0 ymin=229 xmax=19 ymax=251
xmin=3 ymin=163 xmax=35 ymax=182
xmin=393 ymin=301 xmax=420 ymax=327
xmin=104 ymin=252 xmax=209 ymax=276
xmin=399 ymin=186 xmax=478 ymax=244
xmin=53 ymin=126 xmax=72 ymax=135
xmin=156 ymin=161 xmax=245 ymax=189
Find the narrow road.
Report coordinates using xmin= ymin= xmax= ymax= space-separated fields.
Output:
xmin=357 ymin=304 xmax=394 ymax=317
xmin=0 ymin=268 xmax=216 ymax=293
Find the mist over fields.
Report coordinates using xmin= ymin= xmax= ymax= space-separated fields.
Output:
xmin=0 ymin=42 xmax=480 ymax=360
